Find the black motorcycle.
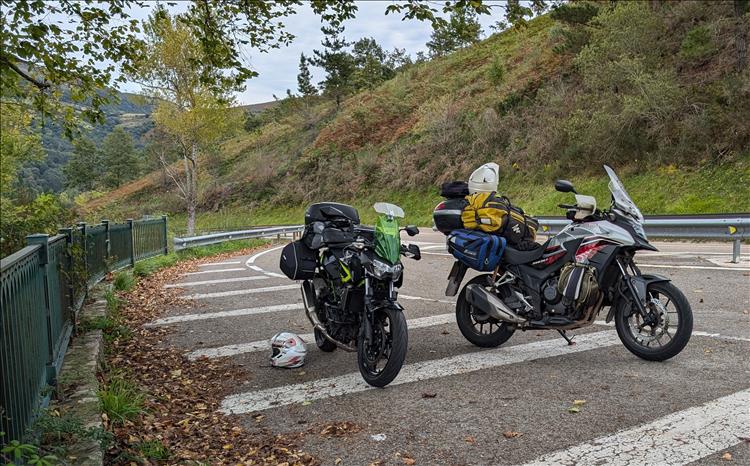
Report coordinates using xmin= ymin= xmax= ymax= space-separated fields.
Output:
xmin=446 ymin=165 xmax=693 ymax=361
xmin=280 ymin=202 xmax=421 ymax=387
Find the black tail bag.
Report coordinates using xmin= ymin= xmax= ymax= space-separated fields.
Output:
xmin=279 ymin=241 xmax=318 ymax=280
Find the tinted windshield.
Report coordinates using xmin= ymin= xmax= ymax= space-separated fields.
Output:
xmin=603 ymin=165 xmax=644 ymax=222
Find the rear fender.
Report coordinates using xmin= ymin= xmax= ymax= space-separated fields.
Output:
xmin=605 ymin=274 xmax=671 ymax=323
xmin=446 ymin=261 xmax=468 ymax=296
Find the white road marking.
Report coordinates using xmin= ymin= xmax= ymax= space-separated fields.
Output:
xmin=422 ymin=252 xmax=452 ymax=257
xmin=249 ymin=265 xmax=264 ymax=272
xmin=186 ymin=284 xmax=299 ymax=300
xmin=246 ymin=245 xmax=285 ymax=266
xmin=693 ymin=331 xmax=750 ymax=343
xmin=184 ymin=268 xmax=246 ymax=276
xmin=199 ymin=260 xmax=242 ymax=267
xmin=400 ymin=295 xmax=455 ymax=305
xmin=164 ymin=276 xmax=269 ymax=288
xmin=146 ymin=303 xmax=304 ymax=326
xmin=638 ymin=263 xmax=750 ymax=271
xmin=188 ymin=313 xmax=456 ymax=360
xmin=266 ymin=272 xmax=286 ymax=278
xmin=518 ymin=389 xmax=750 ymax=466
xmin=220 ymin=330 xmax=620 ymax=414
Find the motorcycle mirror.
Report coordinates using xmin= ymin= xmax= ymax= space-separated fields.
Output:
xmin=554 ymin=179 xmax=577 ymax=194
xmin=403 ymin=225 xmax=419 ymax=236
xmin=407 ymin=244 xmax=421 ymax=260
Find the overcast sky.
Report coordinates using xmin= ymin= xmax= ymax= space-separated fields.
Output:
xmin=118 ymin=2 xmax=505 ymax=105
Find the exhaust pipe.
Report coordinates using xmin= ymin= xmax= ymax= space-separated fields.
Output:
xmin=465 ymin=284 xmax=526 ymax=324
xmin=301 ymin=281 xmax=356 ymax=352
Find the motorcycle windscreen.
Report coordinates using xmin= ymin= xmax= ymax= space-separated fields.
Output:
xmin=375 ymin=214 xmax=400 ymax=264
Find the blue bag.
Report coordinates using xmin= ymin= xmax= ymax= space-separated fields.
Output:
xmin=447 ymin=229 xmax=506 ymax=272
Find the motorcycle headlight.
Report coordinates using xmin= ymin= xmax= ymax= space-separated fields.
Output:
xmin=371 ymin=258 xmax=402 ymax=280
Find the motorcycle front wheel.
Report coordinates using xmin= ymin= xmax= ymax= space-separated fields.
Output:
xmin=615 ymin=281 xmax=693 ymax=361
xmin=357 ymin=305 xmax=408 ymax=388
xmin=456 ymin=274 xmax=516 ymax=348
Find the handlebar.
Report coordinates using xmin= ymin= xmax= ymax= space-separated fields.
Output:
xmin=558 ymin=203 xmax=576 ymax=209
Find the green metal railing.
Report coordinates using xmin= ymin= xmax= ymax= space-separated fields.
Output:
xmin=0 ymin=216 xmax=168 ymax=445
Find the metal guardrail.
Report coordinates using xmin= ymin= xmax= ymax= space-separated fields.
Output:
xmin=174 ymin=215 xmax=749 ymax=263
xmin=0 ymin=216 xmax=169 ymax=446
xmin=173 ymin=225 xmax=305 ymax=250
xmin=536 ymin=215 xmax=749 ymax=263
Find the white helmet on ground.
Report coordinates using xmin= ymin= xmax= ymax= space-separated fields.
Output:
xmin=468 ymin=162 xmax=500 ymax=194
xmin=270 ymin=332 xmax=307 ymax=368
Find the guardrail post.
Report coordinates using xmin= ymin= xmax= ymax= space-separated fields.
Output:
xmin=162 ymin=215 xmax=169 ymax=255
xmin=732 ymin=239 xmax=741 ymax=264
xmin=101 ymin=219 xmax=111 ymax=262
xmin=77 ymin=222 xmax=88 ymax=284
xmin=127 ymin=219 xmax=135 ymax=267
xmin=26 ymin=234 xmax=55 ymax=384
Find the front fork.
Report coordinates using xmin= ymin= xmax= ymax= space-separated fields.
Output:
xmin=360 ymin=276 xmax=400 ymax=345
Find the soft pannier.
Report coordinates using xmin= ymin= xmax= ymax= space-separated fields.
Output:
xmin=447 ymin=229 xmax=506 ymax=272
xmin=433 ymin=198 xmax=468 ymax=235
xmin=440 ymin=181 xmax=469 ymax=199
xmin=279 ymin=240 xmax=318 ymax=280
xmin=461 ymin=192 xmax=538 ymax=247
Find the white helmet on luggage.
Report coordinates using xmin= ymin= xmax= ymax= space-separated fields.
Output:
xmin=270 ymin=332 xmax=307 ymax=368
xmin=468 ymin=162 xmax=500 ymax=194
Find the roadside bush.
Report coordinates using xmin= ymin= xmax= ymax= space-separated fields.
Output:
xmin=98 ymin=376 xmax=144 ymax=426
xmin=679 ymin=25 xmax=716 ymax=62
xmin=112 ymin=271 xmax=136 ymax=291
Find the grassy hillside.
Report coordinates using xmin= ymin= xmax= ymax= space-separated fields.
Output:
xmin=85 ymin=2 xmax=750 ymax=231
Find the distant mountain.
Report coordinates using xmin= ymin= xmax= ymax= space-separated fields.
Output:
xmin=19 ymin=92 xmax=155 ymax=193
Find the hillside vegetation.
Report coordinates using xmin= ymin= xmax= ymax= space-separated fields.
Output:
xmin=86 ymin=1 xmax=750 ymax=230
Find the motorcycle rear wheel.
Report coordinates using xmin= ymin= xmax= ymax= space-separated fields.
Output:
xmin=615 ymin=281 xmax=692 ymax=361
xmin=456 ymin=274 xmax=515 ymax=348
xmin=357 ymin=306 xmax=407 ymax=388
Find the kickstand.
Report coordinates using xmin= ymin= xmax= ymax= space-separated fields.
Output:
xmin=557 ymin=329 xmax=576 ymax=346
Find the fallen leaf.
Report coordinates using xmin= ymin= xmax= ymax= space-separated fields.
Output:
xmin=721 ymin=452 xmax=733 ymax=461
xmin=441 ymin=330 xmax=450 ymax=335
xmin=465 ymin=436 xmax=476 ymax=444
xmin=222 ymin=444 xmax=233 ymax=450
xmin=403 ymin=457 xmax=416 ymax=465
xmin=421 ymin=392 xmax=437 ymax=398
xmin=573 ymin=400 xmax=586 ymax=406
xmin=302 ymin=400 xmax=312 ymax=406
xmin=502 ymin=431 xmax=522 ymax=438
xmin=568 ymin=406 xmax=580 ymax=413
xmin=335 ymin=458 xmax=342 ymax=465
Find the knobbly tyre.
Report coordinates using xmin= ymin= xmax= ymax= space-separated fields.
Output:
xmin=280 ymin=202 xmax=421 ymax=387
xmin=443 ymin=165 xmax=693 ymax=361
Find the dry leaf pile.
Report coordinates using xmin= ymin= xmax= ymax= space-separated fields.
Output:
xmin=104 ymin=248 xmax=318 ymax=465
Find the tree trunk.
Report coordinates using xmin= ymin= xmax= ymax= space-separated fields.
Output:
xmin=737 ymin=0 xmax=748 ymax=71
xmin=186 ymin=142 xmax=198 ymax=236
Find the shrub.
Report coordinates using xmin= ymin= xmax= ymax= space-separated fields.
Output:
xmin=679 ymin=25 xmax=716 ymax=62
xmin=487 ymin=55 xmax=506 ymax=87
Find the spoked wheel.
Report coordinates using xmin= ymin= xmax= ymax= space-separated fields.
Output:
xmin=615 ymin=281 xmax=692 ymax=361
xmin=456 ymin=274 xmax=515 ymax=348
xmin=314 ymin=327 xmax=337 ymax=352
xmin=357 ymin=306 xmax=407 ymax=387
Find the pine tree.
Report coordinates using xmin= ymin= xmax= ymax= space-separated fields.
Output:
xmin=63 ymin=136 xmax=102 ymax=191
xmin=426 ymin=7 xmax=483 ymax=57
xmin=297 ymin=53 xmax=317 ymax=96
xmin=312 ymin=23 xmax=355 ymax=109
xmin=101 ymin=127 xmax=138 ymax=188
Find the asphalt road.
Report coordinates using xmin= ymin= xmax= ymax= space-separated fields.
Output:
xmin=152 ymin=231 xmax=750 ymax=465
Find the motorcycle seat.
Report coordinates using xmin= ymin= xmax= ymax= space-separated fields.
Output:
xmin=502 ymin=242 xmax=546 ymax=265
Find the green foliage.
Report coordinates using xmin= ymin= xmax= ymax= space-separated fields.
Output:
xmin=101 ymin=127 xmax=139 ymax=188
xmin=63 ymin=137 xmax=102 ymax=191
xmin=0 ymin=438 xmax=57 ymax=466
xmin=297 ymin=53 xmax=318 ymax=96
xmin=312 ymin=22 xmax=355 ymax=108
xmin=0 ymin=194 xmax=73 ymax=257
xmin=98 ymin=376 xmax=144 ymax=426
xmin=113 ymin=271 xmax=136 ymax=291
xmin=427 ymin=6 xmax=483 ymax=57
xmin=103 ymin=288 xmax=123 ymax=314
xmin=487 ymin=55 xmax=506 ymax=86
xmin=137 ymin=440 xmax=170 ymax=460
xmin=679 ymin=25 xmax=716 ymax=62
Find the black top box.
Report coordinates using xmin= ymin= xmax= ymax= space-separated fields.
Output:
xmin=304 ymin=202 xmax=360 ymax=225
